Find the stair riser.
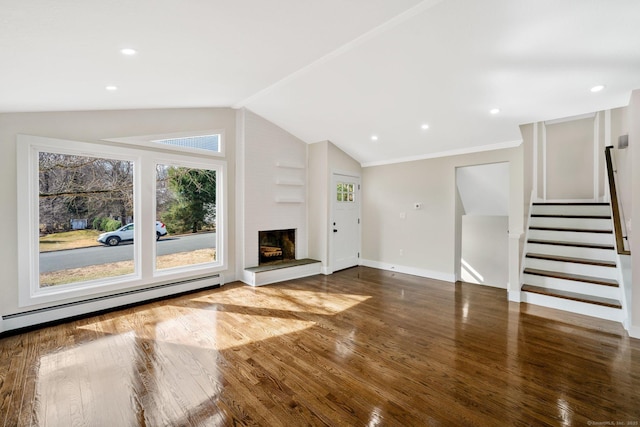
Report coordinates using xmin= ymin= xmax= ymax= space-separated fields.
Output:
xmin=531 ymin=205 xmax=611 ymax=216
xmin=529 ymin=217 xmax=612 ymax=230
xmin=524 ymin=258 xmax=618 ymax=279
xmin=522 ymin=274 xmax=620 ymax=300
xmin=525 ymin=243 xmax=616 ymax=261
xmin=528 ymin=229 xmax=614 ymax=245
xmin=521 ymin=292 xmax=623 ymax=322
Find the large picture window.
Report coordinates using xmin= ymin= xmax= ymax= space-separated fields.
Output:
xmin=18 ymin=135 xmax=225 ymax=307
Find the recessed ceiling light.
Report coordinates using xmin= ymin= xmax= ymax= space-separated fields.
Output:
xmin=590 ymin=85 xmax=605 ymax=93
xmin=120 ymin=48 xmax=137 ymax=56
xmin=371 ymin=135 xmax=379 ymax=141
xmin=105 ymin=85 xmax=118 ymax=91
xmin=490 ymin=108 xmax=500 ymax=115
xmin=421 ymin=124 xmax=429 ymax=130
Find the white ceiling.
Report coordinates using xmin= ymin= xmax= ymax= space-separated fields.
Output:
xmin=2 ymin=0 xmax=640 ymax=166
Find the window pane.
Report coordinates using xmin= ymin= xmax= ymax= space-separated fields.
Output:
xmin=39 ymin=153 xmax=135 ymax=287
xmin=152 ymin=134 xmax=219 ymax=153
xmin=156 ymin=165 xmax=217 ymax=270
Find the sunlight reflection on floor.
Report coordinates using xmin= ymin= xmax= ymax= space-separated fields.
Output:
xmin=77 ymin=287 xmax=371 ymax=351
xmin=195 ymin=287 xmax=372 ymax=316
xmin=52 ymin=286 xmax=372 ymax=424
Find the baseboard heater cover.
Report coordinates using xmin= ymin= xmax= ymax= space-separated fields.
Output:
xmin=1 ymin=274 xmax=222 ymax=334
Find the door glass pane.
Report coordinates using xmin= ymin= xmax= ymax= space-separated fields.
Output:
xmin=156 ymin=165 xmax=217 ymax=270
xmin=336 ymin=181 xmax=356 ymax=203
xmin=39 ymin=152 xmax=135 ymax=287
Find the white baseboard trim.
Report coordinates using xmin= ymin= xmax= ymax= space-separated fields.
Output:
xmin=1 ymin=274 xmax=223 ymax=334
xmin=629 ymin=325 xmax=640 ymax=340
xmin=508 ymin=290 xmax=522 ymax=303
xmin=321 ymin=266 xmax=332 ymax=275
xmin=360 ymin=259 xmax=455 ymax=283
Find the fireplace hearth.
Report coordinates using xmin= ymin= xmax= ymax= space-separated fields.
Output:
xmin=259 ymin=229 xmax=295 ymax=265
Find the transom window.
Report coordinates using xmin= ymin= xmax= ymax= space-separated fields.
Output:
xmin=152 ymin=134 xmax=220 ymax=153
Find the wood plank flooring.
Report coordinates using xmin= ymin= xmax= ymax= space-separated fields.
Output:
xmin=1 ymin=266 xmax=639 ymax=426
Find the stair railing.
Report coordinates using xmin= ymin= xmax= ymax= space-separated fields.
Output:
xmin=604 ymin=146 xmax=630 ymax=255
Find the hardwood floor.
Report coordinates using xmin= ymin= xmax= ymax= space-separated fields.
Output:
xmin=1 ymin=266 xmax=639 ymax=426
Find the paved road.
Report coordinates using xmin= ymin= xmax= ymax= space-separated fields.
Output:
xmin=40 ymin=233 xmax=216 ymax=273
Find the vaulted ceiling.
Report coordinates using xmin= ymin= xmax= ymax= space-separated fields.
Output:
xmin=2 ymin=0 xmax=639 ymax=165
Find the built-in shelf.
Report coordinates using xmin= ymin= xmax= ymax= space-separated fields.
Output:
xmin=276 ymin=197 xmax=304 ymax=204
xmin=276 ymin=161 xmax=305 ymax=169
xmin=276 ymin=178 xmax=305 ymax=186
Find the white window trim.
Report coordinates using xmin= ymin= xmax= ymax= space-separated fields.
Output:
xmin=17 ymin=134 xmax=226 ymax=308
xmin=152 ymin=155 xmax=226 ymax=277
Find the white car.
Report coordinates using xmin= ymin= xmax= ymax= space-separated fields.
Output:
xmin=97 ymin=221 xmax=168 ymax=246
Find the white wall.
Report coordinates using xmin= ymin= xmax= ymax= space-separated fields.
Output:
xmin=238 ymin=109 xmax=308 ymax=272
xmin=308 ymin=141 xmax=329 ymax=267
xmin=0 ymin=108 xmax=236 ymax=317
xmin=361 ymin=146 xmax=523 ymax=286
xmin=461 ymin=215 xmax=509 ymax=288
xmin=545 ymin=117 xmax=596 ymax=200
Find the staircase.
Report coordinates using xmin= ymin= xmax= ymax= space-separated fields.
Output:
xmin=521 ymin=202 xmax=625 ymax=322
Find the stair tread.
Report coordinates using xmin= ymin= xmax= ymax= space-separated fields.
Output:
xmin=525 ymin=253 xmax=616 ymax=267
xmin=529 ymin=226 xmax=612 ymax=234
xmin=527 ymin=239 xmax=615 ymax=250
xmin=531 ymin=214 xmax=611 ymax=219
xmin=523 ymin=268 xmax=619 ymax=287
xmin=521 ymin=284 xmax=622 ymax=309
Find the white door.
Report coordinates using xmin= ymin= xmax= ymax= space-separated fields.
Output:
xmin=331 ymin=174 xmax=361 ymax=272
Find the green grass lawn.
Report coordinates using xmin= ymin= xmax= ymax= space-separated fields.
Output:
xmin=40 ymin=249 xmax=216 ymax=286
xmin=39 ymin=229 xmax=101 ymax=252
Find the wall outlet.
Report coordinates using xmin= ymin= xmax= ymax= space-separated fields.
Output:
xmin=399 ymin=249 xmax=404 ymax=256
xmin=399 ymin=212 xmax=406 ymax=219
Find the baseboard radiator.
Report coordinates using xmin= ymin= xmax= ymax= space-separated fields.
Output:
xmin=0 ymin=274 xmax=223 ymax=334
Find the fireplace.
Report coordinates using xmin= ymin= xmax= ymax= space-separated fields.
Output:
xmin=259 ymin=229 xmax=295 ymax=265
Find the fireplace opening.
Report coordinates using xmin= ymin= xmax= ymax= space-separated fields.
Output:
xmin=259 ymin=229 xmax=295 ymax=265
